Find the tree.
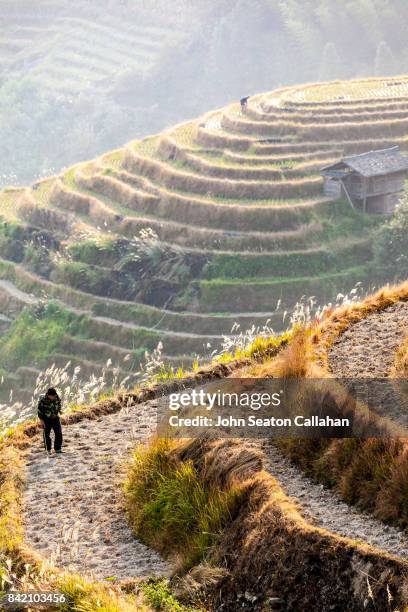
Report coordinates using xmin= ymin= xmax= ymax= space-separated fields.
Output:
xmin=374 ymin=40 xmax=396 ymax=76
xmin=318 ymin=42 xmax=346 ymax=81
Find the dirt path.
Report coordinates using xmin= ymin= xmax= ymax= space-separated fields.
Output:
xmin=260 ymin=441 xmax=408 ymax=559
xmin=328 ymin=300 xmax=408 ymax=427
xmin=328 ymin=301 xmax=408 ymax=378
xmin=23 ymin=399 xmax=169 ymax=581
xmin=249 ymin=302 xmax=408 ymax=562
xmin=0 ymin=279 xmax=38 ymax=305
xmin=23 ymin=300 xmax=408 ymax=586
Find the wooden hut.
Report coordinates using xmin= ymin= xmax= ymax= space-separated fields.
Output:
xmin=321 ymin=147 xmax=408 ymax=213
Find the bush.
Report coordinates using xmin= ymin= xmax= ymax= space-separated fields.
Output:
xmin=142 ymin=579 xmax=190 ymax=612
xmin=125 ymin=438 xmax=241 ymax=569
xmin=52 ymin=260 xmax=138 ymax=300
xmin=23 ymin=243 xmax=54 ymax=278
xmin=68 ymin=238 xmax=124 ymax=267
xmin=0 ymin=235 xmax=25 ymax=263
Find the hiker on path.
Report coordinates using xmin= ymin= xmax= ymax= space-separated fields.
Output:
xmin=240 ymin=96 xmax=250 ymax=112
xmin=38 ymin=387 xmax=63 ymax=455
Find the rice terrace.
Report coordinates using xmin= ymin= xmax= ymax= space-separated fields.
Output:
xmin=3 ymin=76 xmax=408 ymax=403
xmin=3 ymin=9 xmax=408 ymax=607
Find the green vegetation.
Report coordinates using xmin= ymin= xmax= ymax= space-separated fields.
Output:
xmin=53 ymin=260 xmax=138 ymax=300
xmin=0 ymin=73 xmax=406 ymax=399
xmin=195 ymin=266 xmax=370 ymax=312
xmin=245 ymin=327 xmax=294 ymax=360
xmin=0 ymin=302 xmax=80 ymax=370
xmin=68 ymin=238 xmax=120 ymax=267
xmin=203 ymin=243 xmax=371 ymax=280
xmin=374 ymin=195 xmax=408 ymax=277
xmin=142 ymin=579 xmax=196 ymax=612
xmin=0 ymin=301 xmax=157 ymax=372
xmin=125 ymin=438 xmax=242 ymax=569
xmin=154 ymin=365 xmax=190 ymax=382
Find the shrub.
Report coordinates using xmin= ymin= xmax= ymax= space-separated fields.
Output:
xmin=0 ymin=235 xmax=25 ymax=263
xmin=125 ymin=438 xmax=241 ymax=569
xmin=52 ymin=260 xmax=137 ymax=300
xmin=68 ymin=238 xmax=124 ymax=267
xmin=142 ymin=578 xmax=192 ymax=612
xmin=23 ymin=243 xmax=54 ymax=278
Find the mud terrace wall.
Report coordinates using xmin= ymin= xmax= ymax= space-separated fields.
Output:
xmin=175 ymin=436 xmax=408 ymax=611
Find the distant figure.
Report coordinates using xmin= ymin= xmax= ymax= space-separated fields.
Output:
xmin=240 ymin=96 xmax=250 ymax=112
xmin=38 ymin=387 xmax=63 ymax=455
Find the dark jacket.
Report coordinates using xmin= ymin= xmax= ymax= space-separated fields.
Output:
xmin=38 ymin=394 xmax=62 ymax=419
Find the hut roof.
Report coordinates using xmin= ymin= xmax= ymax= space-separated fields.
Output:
xmin=321 ymin=147 xmax=408 ymax=178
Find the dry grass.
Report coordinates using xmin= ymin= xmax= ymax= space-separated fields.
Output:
xmin=251 ymin=135 xmax=408 ymax=157
xmin=159 ymin=135 xmax=333 ymax=181
xmin=263 ymin=280 xmax=408 ymax=529
xmin=54 ymin=167 xmax=317 ymax=252
xmin=124 ymin=149 xmax=323 ymax=200
xmin=283 ymin=76 xmax=408 ymax=104
xmin=0 ymin=424 xmax=145 ymax=610
xmin=130 ymin=435 xmax=408 ymax=610
xmin=255 ymin=279 xmax=408 ymax=379
xmin=0 ymin=431 xmax=26 ymax=555
xmin=110 ymin=162 xmax=331 ymax=234
xmin=224 ymin=149 xmax=337 ymax=165
xmin=0 ymin=353 xmax=261 ymax=609
xmin=77 ymin=172 xmax=159 ymax=210
xmin=223 ymin=106 xmax=408 ymax=141
xmin=221 ymin=111 xmax=298 ymax=137
xmin=298 ymin=116 xmax=408 ymax=141
xmin=275 ymin=96 xmax=408 ymax=112
xmin=313 ymin=279 xmax=408 ymax=373
xmin=195 ymin=126 xmax=252 ymax=151
xmin=125 ymin=437 xmax=243 ymax=570
xmin=50 ymin=179 xmax=93 ymax=216
xmin=247 ymin=103 xmax=408 ymax=125
xmin=392 ymin=333 xmax=408 ymax=377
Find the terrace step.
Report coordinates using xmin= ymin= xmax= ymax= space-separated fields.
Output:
xmin=0 ymin=259 xmax=290 ymax=333
xmin=158 ymin=135 xmax=335 ymax=180
xmin=91 ymin=166 xmax=334 ymax=234
xmin=246 ymin=102 xmax=408 ymax=124
xmin=123 ymin=148 xmax=323 ymax=200
xmin=51 ymin=178 xmax=326 ymax=253
xmin=194 ymin=267 xmax=372 ymax=313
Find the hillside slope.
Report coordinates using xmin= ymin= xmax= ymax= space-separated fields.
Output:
xmin=0 ymin=75 xmax=407 ymax=400
xmin=4 ymin=0 xmax=408 ymax=188
xmin=10 ymin=288 xmax=408 ymax=610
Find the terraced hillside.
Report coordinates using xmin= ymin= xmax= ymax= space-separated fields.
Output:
xmin=10 ymin=287 xmax=408 ymax=609
xmin=1 ymin=75 xmax=407 ymax=400
xmin=0 ymin=1 xmax=188 ymax=96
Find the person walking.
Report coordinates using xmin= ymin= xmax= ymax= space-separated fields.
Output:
xmin=38 ymin=387 xmax=63 ymax=455
xmin=240 ymin=96 xmax=250 ymax=112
